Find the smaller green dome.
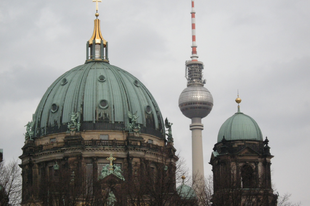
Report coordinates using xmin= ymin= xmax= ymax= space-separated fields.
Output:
xmin=177 ymin=184 xmax=197 ymax=200
xmin=217 ymin=111 xmax=263 ymax=142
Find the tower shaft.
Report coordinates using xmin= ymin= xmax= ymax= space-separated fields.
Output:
xmin=190 ymin=117 xmax=204 ymax=178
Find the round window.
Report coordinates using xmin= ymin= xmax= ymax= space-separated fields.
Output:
xmin=98 ymin=75 xmax=106 ymax=82
xmin=134 ymin=80 xmax=140 ymax=87
xmin=145 ymin=105 xmax=152 ymax=114
xmin=61 ymin=78 xmax=68 ymax=86
xmin=51 ymin=103 xmax=59 ymax=113
xmin=99 ymin=99 xmax=109 ymax=109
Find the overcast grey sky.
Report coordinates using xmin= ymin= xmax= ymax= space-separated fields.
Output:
xmin=1 ymin=0 xmax=309 ymax=204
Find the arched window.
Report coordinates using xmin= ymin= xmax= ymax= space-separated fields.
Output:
xmin=241 ymin=164 xmax=255 ymax=188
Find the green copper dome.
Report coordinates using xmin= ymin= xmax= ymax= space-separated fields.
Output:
xmin=217 ymin=111 xmax=263 ymax=142
xmin=177 ymin=184 xmax=197 ymax=200
xmin=31 ymin=61 xmax=164 ymax=138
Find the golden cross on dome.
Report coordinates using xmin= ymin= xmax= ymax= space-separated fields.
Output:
xmin=106 ymin=154 xmax=116 ymax=170
xmin=93 ymin=0 xmax=102 ymax=12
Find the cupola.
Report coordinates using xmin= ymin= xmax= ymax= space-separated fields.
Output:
xmin=86 ymin=0 xmax=109 ymax=62
xmin=217 ymin=96 xmax=263 ymax=142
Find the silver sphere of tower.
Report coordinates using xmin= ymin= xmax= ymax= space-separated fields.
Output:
xmin=179 ymin=86 xmax=213 ymax=118
xmin=178 ymin=61 xmax=213 ymax=119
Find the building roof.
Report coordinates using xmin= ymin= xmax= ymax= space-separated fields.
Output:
xmin=217 ymin=111 xmax=263 ymax=142
xmin=31 ymin=61 xmax=164 ymax=138
xmin=176 ymin=183 xmax=197 ymax=200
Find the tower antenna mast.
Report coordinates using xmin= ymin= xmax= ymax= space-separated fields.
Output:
xmin=191 ymin=0 xmax=198 ymax=61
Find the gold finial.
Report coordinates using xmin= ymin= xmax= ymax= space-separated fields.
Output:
xmin=88 ymin=0 xmax=107 ymax=47
xmin=181 ymin=175 xmax=186 ymax=184
xmin=235 ymin=90 xmax=242 ymax=104
xmin=235 ymin=97 xmax=242 ymax=104
xmin=235 ymin=90 xmax=242 ymax=112
xmin=181 ymin=175 xmax=186 ymax=180
xmin=93 ymin=0 xmax=102 ymax=16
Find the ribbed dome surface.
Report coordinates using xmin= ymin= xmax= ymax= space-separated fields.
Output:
xmin=217 ymin=112 xmax=263 ymax=142
xmin=32 ymin=61 xmax=164 ymax=138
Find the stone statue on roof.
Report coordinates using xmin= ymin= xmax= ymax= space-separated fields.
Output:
xmin=165 ymin=118 xmax=174 ymax=143
xmin=67 ymin=112 xmax=81 ymax=134
xmin=25 ymin=117 xmax=35 ymax=141
xmin=113 ymin=165 xmax=125 ymax=181
xmin=127 ymin=111 xmax=140 ymax=135
xmin=99 ymin=165 xmax=109 ymax=179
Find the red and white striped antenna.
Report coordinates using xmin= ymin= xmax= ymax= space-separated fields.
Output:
xmin=191 ymin=0 xmax=198 ymax=61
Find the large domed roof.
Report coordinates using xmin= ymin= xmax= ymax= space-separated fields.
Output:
xmin=32 ymin=61 xmax=164 ymax=138
xmin=217 ymin=111 xmax=263 ymax=143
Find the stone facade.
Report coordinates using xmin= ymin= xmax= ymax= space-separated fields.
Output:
xmin=20 ymin=131 xmax=178 ymax=205
xmin=210 ymin=138 xmax=278 ymax=206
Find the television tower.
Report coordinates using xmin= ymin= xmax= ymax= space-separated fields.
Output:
xmin=178 ymin=0 xmax=213 ymax=179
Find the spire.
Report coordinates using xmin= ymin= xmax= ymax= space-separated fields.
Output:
xmin=89 ymin=0 xmax=106 ymax=46
xmin=86 ymin=0 xmax=109 ymax=63
xmin=93 ymin=0 xmax=101 ymax=16
xmin=190 ymin=0 xmax=198 ymax=61
xmin=235 ymin=91 xmax=242 ymax=112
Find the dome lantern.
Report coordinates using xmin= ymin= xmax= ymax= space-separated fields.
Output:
xmin=86 ymin=0 xmax=109 ymax=63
